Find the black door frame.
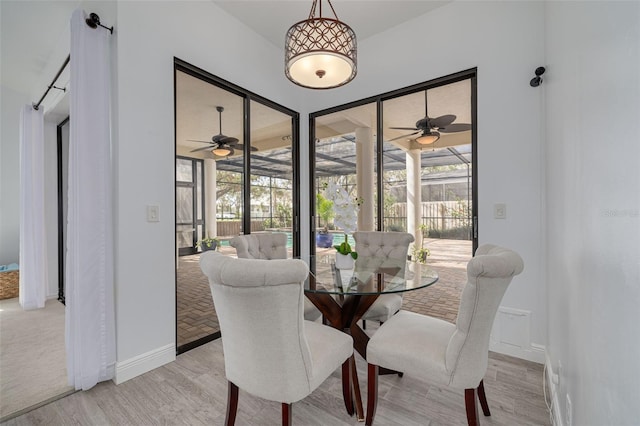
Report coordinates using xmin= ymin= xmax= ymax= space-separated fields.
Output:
xmin=309 ymin=68 xmax=478 ymax=255
xmin=56 ymin=116 xmax=70 ymax=304
xmin=173 ymin=58 xmax=301 ymax=354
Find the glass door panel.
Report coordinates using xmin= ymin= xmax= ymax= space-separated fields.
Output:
xmin=249 ymin=100 xmax=294 ymax=255
xmin=175 ymin=62 xmax=300 ymax=353
xmin=311 ymin=71 xmax=476 ymax=322
xmin=176 ymin=157 xmax=203 ymax=256
xmin=313 ymin=102 xmax=378 ymax=257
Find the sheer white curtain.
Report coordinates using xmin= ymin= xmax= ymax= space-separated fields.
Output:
xmin=65 ymin=8 xmax=115 ymax=390
xmin=19 ymin=105 xmax=48 ymax=310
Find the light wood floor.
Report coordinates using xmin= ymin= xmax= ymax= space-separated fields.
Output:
xmin=0 ymin=298 xmax=73 ymax=422
xmin=3 ymin=334 xmax=550 ymax=426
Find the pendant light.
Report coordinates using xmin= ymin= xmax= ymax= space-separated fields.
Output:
xmin=285 ymin=0 xmax=357 ymax=89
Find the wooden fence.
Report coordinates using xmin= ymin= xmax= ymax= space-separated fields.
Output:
xmin=216 ymin=220 xmax=265 ymax=237
xmin=385 ymin=201 xmax=472 ymax=240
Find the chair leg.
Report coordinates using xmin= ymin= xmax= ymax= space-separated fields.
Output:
xmin=477 ymin=380 xmax=491 ymax=416
xmin=225 ymin=381 xmax=239 ymax=426
xmin=341 ymin=357 xmax=354 ymax=415
xmin=464 ymin=388 xmax=480 ymax=426
xmin=282 ymin=403 xmax=292 ymax=426
xmin=363 ymin=320 xmax=366 ymax=330
xmin=365 ymin=364 xmax=379 ymax=426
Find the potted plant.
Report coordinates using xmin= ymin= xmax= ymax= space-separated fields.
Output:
xmin=196 ymin=236 xmax=220 ymax=252
xmin=411 ymin=224 xmax=430 ymax=264
xmin=315 ymin=192 xmax=335 ymax=248
xmin=334 ymin=235 xmax=358 ymax=269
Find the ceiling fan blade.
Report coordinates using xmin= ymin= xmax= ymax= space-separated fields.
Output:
xmin=439 ymin=123 xmax=472 ymax=133
xmin=388 ymin=131 xmax=420 ymax=142
xmin=389 ymin=126 xmax=419 ymax=131
xmin=429 ymin=114 xmax=456 ymax=128
xmin=187 ymin=139 xmax=213 ymax=144
xmin=190 ymin=145 xmax=215 ymax=153
xmin=234 ymin=144 xmax=258 ymax=152
xmin=216 ymin=136 xmax=240 ymax=145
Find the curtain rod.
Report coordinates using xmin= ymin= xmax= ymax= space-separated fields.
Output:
xmin=32 ymin=13 xmax=113 ymax=111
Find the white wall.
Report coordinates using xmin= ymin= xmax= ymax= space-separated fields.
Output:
xmin=0 ymin=86 xmax=29 ymax=265
xmin=545 ymin=2 xmax=640 ymax=425
xmin=113 ymin=2 xmax=302 ymax=378
xmin=301 ymin=1 xmax=548 ymax=361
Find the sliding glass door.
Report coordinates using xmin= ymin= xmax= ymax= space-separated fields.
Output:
xmin=310 ymin=70 xmax=477 ymax=321
xmin=174 ymin=59 xmax=300 ymax=353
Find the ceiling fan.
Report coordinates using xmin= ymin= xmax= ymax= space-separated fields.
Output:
xmin=188 ymin=106 xmax=256 ymax=157
xmin=388 ymin=91 xmax=471 ymax=145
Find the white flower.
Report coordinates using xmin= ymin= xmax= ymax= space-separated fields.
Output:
xmin=325 ymin=182 xmax=360 ymax=234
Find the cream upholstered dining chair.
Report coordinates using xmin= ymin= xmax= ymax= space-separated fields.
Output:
xmin=200 ymin=251 xmax=355 ymax=426
xmin=364 ymin=244 xmax=524 ymax=426
xmin=231 ymin=233 xmax=321 ymax=322
xmin=352 ymin=231 xmax=415 ymax=327
xmin=230 ymin=233 xmax=288 ymax=260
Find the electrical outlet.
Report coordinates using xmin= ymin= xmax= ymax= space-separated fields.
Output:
xmin=566 ymin=394 xmax=572 ymax=426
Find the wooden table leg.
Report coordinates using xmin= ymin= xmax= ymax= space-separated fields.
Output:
xmin=350 ymin=355 xmax=365 ymax=421
xmin=305 ymin=292 xmax=382 ymax=422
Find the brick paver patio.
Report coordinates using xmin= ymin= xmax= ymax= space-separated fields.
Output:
xmin=177 ymin=238 xmax=472 ymax=348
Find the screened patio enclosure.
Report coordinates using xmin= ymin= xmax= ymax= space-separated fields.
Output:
xmin=313 ymin=135 xmax=473 ymax=238
xmin=310 ymin=73 xmax=476 ymax=256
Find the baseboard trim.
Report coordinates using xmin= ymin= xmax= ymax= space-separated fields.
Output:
xmin=489 ymin=341 xmax=546 ymax=364
xmin=114 ymin=343 xmax=175 ymax=384
xmin=545 ymin=352 xmax=563 ymax=426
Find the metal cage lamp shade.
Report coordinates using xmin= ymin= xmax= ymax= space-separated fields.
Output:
xmin=285 ymin=0 xmax=357 ymax=89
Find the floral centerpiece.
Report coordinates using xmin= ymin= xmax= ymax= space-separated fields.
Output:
xmin=323 ymin=182 xmax=363 ymax=269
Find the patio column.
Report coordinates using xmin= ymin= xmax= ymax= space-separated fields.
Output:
xmin=355 ymin=127 xmax=374 ymax=231
xmin=204 ymin=158 xmax=217 ymax=238
xmin=406 ymin=149 xmax=422 ymax=247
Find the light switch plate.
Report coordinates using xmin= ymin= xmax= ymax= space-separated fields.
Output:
xmin=147 ymin=205 xmax=160 ymax=222
xmin=494 ymin=203 xmax=507 ymax=219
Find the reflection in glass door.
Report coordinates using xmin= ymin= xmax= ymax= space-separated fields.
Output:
xmin=176 ymin=157 xmax=204 ymax=256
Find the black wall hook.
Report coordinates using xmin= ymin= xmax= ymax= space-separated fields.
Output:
xmin=530 ymin=66 xmax=546 ymax=87
xmin=85 ymin=12 xmax=113 ymax=34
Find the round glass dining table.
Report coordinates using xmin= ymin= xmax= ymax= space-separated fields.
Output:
xmin=302 ymin=254 xmax=439 ymax=421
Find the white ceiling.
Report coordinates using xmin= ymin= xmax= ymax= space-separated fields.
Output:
xmin=1 ymin=1 xmax=449 ymax=110
xmin=212 ymin=1 xmax=450 ymax=50
xmin=2 ymin=0 xmax=468 ymax=146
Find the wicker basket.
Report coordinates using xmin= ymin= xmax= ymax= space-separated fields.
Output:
xmin=0 ymin=270 xmax=19 ymax=300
